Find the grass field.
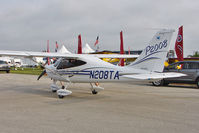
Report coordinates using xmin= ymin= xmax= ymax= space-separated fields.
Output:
xmin=10 ymin=67 xmax=43 ymax=75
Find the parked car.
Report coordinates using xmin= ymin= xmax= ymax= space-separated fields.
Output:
xmin=152 ymin=61 xmax=199 ymax=88
xmin=0 ymin=60 xmax=10 ymax=73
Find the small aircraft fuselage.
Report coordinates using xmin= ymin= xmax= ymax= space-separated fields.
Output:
xmin=45 ymin=57 xmax=142 ymax=83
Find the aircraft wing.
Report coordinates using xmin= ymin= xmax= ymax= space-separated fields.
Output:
xmin=0 ymin=50 xmax=139 ymax=59
xmin=0 ymin=50 xmax=79 ymax=58
xmin=122 ymin=72 xmax=186 ymax=80
xmin=91 ymin=54 xmax=138 ymax=58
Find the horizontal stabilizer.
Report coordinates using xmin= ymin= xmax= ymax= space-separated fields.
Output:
xmin=122 ymin=72 xmax=186 ymax=80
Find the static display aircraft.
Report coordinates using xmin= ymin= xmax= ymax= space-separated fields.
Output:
xmin=0 ymin=29 xmax=185 ymax=98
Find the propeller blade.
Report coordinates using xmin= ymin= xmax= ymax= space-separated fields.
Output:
xmin=37 ymin=70 xmax=46 ymax=80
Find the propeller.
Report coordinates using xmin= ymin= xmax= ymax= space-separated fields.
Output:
xmin=37 ymin=70 xmax=46 ymax=80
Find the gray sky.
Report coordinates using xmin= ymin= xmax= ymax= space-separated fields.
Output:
xmin=0 ymin=0 xmax=198 ymax=56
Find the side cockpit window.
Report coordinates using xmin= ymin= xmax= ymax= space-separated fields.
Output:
xmin=56 ymin=59 xmax=86 ymax=69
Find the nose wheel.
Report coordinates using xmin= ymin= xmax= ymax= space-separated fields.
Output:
xmin=50 ymin=80 xmax=59 ymax=93
xmin=52 ymin=90 xmax=57 ymax=93
xmin=57 ymin=82 xmax=72 ymax=99
xmin=58 ymin=95 xmax=64 ymax=99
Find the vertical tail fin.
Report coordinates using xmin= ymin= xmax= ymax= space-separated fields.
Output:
xmin=130 ymin=29 xmax=174 ymax=72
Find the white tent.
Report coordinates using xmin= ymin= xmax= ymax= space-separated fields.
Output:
xmin=0 ymin=57 xmax=13 ymax=63
xmin=82 ymin=43 xmax=95 ymax=53
xmin=35 ymin=57 xmax=45 ymax=64
xmin=58 ymin=45 xmax=71 ymax=54
xmin=0 ymin=57 xmax=25 ymax=67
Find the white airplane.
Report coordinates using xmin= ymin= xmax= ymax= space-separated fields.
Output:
xmin=0 ymin=29 xmax=185 ymax=98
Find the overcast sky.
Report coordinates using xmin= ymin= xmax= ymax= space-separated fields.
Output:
xmin=0 ymin=0 xmax=198 ymax=56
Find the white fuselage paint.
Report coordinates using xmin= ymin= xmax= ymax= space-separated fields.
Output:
xmin=46 ymin=56 xmax=150 ymax=83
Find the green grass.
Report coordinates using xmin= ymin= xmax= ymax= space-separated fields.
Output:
xmin=10 ymin=67 xmax=43 ymax=75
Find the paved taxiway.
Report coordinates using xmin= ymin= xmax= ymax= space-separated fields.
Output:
xmin=0 ymin=74 xmax=199 ymax=133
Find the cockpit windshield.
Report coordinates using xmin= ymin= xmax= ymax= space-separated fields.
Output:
xmin=55 ymin=58 xmax=86 ymax=69
xmin=54 ymin=58 xmax=62 ymax=67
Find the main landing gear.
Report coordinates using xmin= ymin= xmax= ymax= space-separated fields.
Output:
xmin=50 ymin=81 xmax=104 ymax=99
xmin=92 ymin=89 xmax=98 ymax=94
xmin=90 ymin=82 xmax=104 ymax=95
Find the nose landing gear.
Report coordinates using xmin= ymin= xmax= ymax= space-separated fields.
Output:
xmin=57 ymin=82 xmax=72 ymax=98
xmin=50 ymin=80 xmax=72 ymax=99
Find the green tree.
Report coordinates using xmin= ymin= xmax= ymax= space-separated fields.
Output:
xmin=191 ymin=51 xmax=199 ymax=57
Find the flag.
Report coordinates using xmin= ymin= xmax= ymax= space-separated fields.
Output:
xmin=47 ymin=40 xmax=50 ymax=65
xmin=120 ymin=31 xmax=124 ymax=66
xmin=78 ymin=35 xmax=82 ymax=54
xmin=94 ymin=36 xmax=99 ymax=46
xmin=55 ymin=41 xmax=59 ymax=52
xmin=128 ymin=46 xmax=130 ymax=55
xmin=175 ymin=26 xmax=184 ymax=61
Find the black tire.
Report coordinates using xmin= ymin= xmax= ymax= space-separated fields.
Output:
xmin=163 ymin=82 xmax=169 ymax=86
xmin=58 ymin=95 xmax=64 ymax=99
xmin=52 ymin=90 xmax=57 ymax=93
xmin=152 ymin=80 xmax=164 ymax=86
xmin=6 ymin=70 xmax=10 ymax=73
xmin=196 ymin=78 xmax=199 ymax=88
xmin=92 ymin=90 xmax=98 ymax=94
